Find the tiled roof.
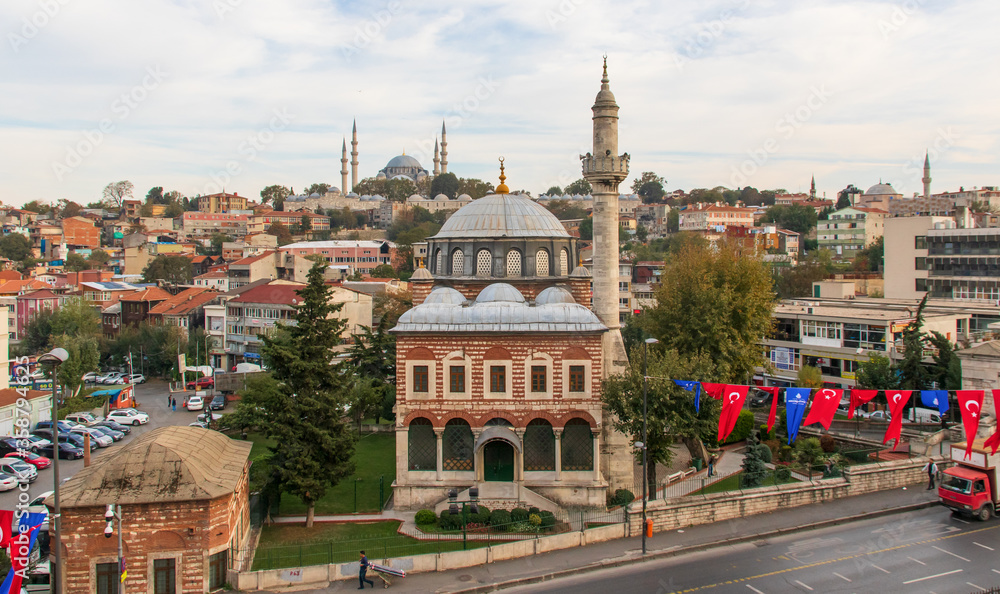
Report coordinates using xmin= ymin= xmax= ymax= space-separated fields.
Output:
xmin=230 ymin=251 xmax=275 ymax=266
xmin=229 ymin=281 xmax=305 ymax=305
xmin=148 ymin=287 xmax=219 ymax=316
xmin=119 ymin=287 xmax=172 ymax=302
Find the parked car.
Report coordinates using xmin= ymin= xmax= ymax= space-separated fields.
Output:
xmin=749 ymin=388 xmax=773 ymax=407
xmin=189 ymin=420 xmax=210 ymax=429
xmin=106 ymin=409 xmax=149 ymax=426
xmin=210 ymin=394 xmax=227 ymax=411
xmin=19 ymin=434 xmax=51 ymax=453
xmin=94 ymin=420 xmax=130 ymax=435
xmin=81 ymin=372 xmax=99 ymax=383
xmin=70 ymin=427 xmax=112 ymax=448
xmin=0 ymin=459 xmax=38 ymax=484
xmin=3 ymin=451 xmax=50 ymax=470
xmin=37 ymin=442 xmax=83 ymax=460
xmin=65 ymin=412 xmax=104 ymax=426
xmin=125 ymin=373 xmax=146 ymax=384
xmin=0 ymin=472 xmax=18 ymax=492
xmin=90 ymin=425 xmax=123 ymax=441
xmin=0 ymin=437 xmax=22 ymax=456
xmin=186 ymin=377 xmax=214 ymax=390
xmin=33 ymin=429 xmax=96 ymax=452
xmin=860 ymin=410 xmax=891 ymax=421
xmin=33 ymin=420 xmax=78 ymax=433
xmin=97 ymin=372 xmax=123 ymax=384
xmin=186 ymin=395 xmax=205 ymax=411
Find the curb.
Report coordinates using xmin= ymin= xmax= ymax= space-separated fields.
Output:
xmin=449 ymin=500 xmax=940 ymax=594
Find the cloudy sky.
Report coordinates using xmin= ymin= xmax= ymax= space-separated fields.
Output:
xmin=2 ymin=0 xmax=997 ymax=207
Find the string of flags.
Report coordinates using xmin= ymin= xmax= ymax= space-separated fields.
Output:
xmin=670 ymin=379 xmax=1000 ymax=460
xmin=0 ymin=510 xmax=46 ymax=594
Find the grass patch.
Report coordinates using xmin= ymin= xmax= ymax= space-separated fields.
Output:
xmin=688 ymin=470 xmax=799 ymax=496
xmin=252 ymin=521 xmax=489 ymax=570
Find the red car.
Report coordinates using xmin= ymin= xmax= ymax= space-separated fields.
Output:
xmin=186 ymin=377 xmax=214 ymax=390
xmin=3 ymin=451 xmax=51 ymax=470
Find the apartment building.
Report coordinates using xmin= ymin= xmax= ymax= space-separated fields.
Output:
xmin=246 ymin=210 xmax=330 ymax=234
xmin=679 ymin=204 xmax=755 ymax=231
xmin=198 ymin=192 xmax=248 ymax=214
xmin=227 ymin=251 xmax=277 ymax=290
xmin=817 ymin=206 xmax=886 ymax=258
xmin=181 ymin=212 xmax=248 ymax=238
xmin=278 ymin=240 xmax=396 ymax=276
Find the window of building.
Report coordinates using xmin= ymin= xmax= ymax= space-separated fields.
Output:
xmin=96 ymin=562 xmax=117 ymax=594
xmin=559 ymin=248 xmax=569 ymax=276
xmin=843 ymin=324 xmax=887 ymax=350
xmin=154 ymin=558 xmax=176 ymax=594
xmin=449 ymin=365 xmax=465 ymax=393
xmin=442 ymin=419 xmax=473 ymax=471
xmin=915 ymin=236 xmax=927 ymax=249
xmin=476 ymin=249 xmax=492 ymax=277
xmin=561 ymin=418 xmax=593 ymax=471
xmin=451 ymin=249 xmax=464 ymax=276
xmin=209 ymin=550 xmax=228 ymax=590
xmin=413 ymin=366 xmax=428 ymax=393
xmin=490 ymin=365 xmax=506 ymax=393
xmin=801 ymin=320 xmax=842 ymax=340
xmin=523 ymin=419 xmax=555 ymax=471
xmin=506 ymin=250 xmax=522 ymax=277
xmin=535 ymin=249 xmax=549 ymax=276
xmin=407 ymin=418 xmax=436 ymax=471
xmin=434 ymin=249 xmax=442 ymax=273
xmin=568 ymin=365 xmax=585 ymax=392
xmin=530 ymin=365 xmax=546 ymax=392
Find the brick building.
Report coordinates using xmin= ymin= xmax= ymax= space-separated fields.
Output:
xmin=61 ymin=216 xmax=101 ymax=249
xmin=197 ymin=191 xmax=248 ymax=214
xmin=278 ymin=240 xmax=397 ymax=276
xmin=53 ymin=426 xmax=253 ymax=593
xmin=120 ymin=286 xmax=172 ymax=328
xmin=181 ymin=212 xmax=248 ymax=238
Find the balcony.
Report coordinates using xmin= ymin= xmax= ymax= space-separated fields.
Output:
xmin=580 ymin=153 xmax=630 ymax=183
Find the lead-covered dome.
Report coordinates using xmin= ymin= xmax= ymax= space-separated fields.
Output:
xmin=386 ymin=154 xmax=423 ymax=169
xmin=431 ymin=193 xmax=570 ymax=239
xmin=865 ymin=182 xmax=899 ymax=196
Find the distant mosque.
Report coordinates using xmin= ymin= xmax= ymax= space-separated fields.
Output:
xmin=338 ymin=120 xmax=451 ymax=193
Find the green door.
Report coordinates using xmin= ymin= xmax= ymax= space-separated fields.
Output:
xmin=483 ymin=441 xmax=514 ymax=482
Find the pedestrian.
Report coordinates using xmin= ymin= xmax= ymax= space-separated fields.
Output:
xmin=171 ymin=397 xmax=176 ymax=412
xmin=923 ymin=460 xmax=939 ymax=490
xmin=166 ymin=394 xmax=170 ymax=407
xmin=358 ymin=550 xmax=374 ymax=589
xmin=707 ymin=454 xmax=715 ymax=477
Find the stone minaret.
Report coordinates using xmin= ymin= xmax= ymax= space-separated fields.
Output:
xmin=810 ymin=175 xmax=816 ymax=200
xmin=440 ymin=120 xmax=448 ymax=174
xmin=581 ymin=57 xmax=629 ymax=376
xmin=923 ymin=151 xmax=932 ymax=199
xmin=433 ymin=138 xmax=441 ymax=176
xmin=351 ymin=119 xmax=359 ymax=191
xmin=341 ymin=138 xmax=349 ymax=194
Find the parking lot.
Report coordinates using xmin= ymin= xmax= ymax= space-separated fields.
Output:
xmin=0 ymin=379 xmax=229 ymax=510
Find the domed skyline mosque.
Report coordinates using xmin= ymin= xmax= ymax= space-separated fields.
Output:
xmin=339 ymin=119 xmax=450 ymax=192
xmin=391 ymin=59 xmax=633 ymax=512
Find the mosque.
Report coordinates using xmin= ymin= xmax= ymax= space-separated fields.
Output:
xmin=390 ymin=60 xmax=633 ymax=511
xmin=339 ymin=120 xmax=451 ymax=191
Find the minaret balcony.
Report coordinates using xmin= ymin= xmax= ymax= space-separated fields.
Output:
xmin=580 ymin=153 xmax=630 ymax=178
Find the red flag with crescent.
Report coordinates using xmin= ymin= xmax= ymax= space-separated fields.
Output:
xmin=983 ymin=389 xmax=1000 ymax=454
xmin=803 ymin=388 xmax=842 ymax=430
xmin=956 ymin=390 xmax=985 ymax=459
xmin=717 ymin=385 xmax=749 ymax=442
xmin=760 ymin=387 xmax=781 ymax=432
xmin=0 ymin=510 xmax=12 ymax=549
xmin=849 ymin=389 xmax=879 ymax=420
xmin=883 ymin=390 xmax=911 ymax=448
xmin=702 ymin=383 xmax=725 ymax=400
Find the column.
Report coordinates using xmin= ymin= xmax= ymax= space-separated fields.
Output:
xmin=472 ymin=429 xmax=482 ymax=482
xmin=553 ymin=428 xmax=563 ymax=482
xmin=592 ymin=430 xmax=601 ymax=482
xmin=514 ymin=429 xmax=526 ymax=483
xmin=434 ymin=428 xmax=444 ymax=481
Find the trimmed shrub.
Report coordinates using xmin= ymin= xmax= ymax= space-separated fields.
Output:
xmin=819 ymin=434 xmax=837 ymax=453
xmin=757 ymin=442 xmax=773 ymax=464
xmin=439 ymin=510 xmax=459 ymax=530
xmin=415 ymin=509 xmax=436 ymax=526
xmin=528 ymin=506 xmax=540 ymax=515
xmin=539 ymin=510 xmax=556 ymax=529
xmin=759 ymin=424 xmax=775 ymax=442
xmin=779 ymin=445 xmax=793 ymax=463
xmin=764 ymin=439 xmax=781 ymax=462
xmin=529 ymin=513 xmax=542 ymax=527
xmin=491 ymin=509 xmax=511 ymax=528
xmin=611 ymin=488 xmax=635 ymax=507
xmin=775 ymin=466 xmax=792 ymax=481
xmin=723 ymin=410 xmax=756 ymax=444
xmin=511 ymin=507 xmax=529 ymax=523
xmin=473 ymin=505 xmax=491 ymax=525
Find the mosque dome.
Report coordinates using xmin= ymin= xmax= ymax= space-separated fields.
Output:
xmin=535 ymin=286 xmax=576 ymax=305
xmin=434 ymin=194 xmax=449 ymax=201
xmin=457 ymin=194 xmax=472 ymax=202
xmin=475 ymin=283 xmax=526 ymax=304
xmin=865 ymin=182 xmax=899 ymax=196
xmin=385 ymin=154 xmax=423 ymax=169
xmin=423 ymin=286 xmax=468 ymax=305
xmin=431 ymin=193 xmax=570 ymax=239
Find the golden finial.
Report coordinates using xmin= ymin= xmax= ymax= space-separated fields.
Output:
xmin=601 ymin=54 xmax=609 ymax=85
xmin=496 ymin=157 xmax=509 ymax=194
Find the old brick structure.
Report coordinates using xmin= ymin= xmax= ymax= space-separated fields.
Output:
xmin=54 ymin=426 xmax=252 ymax=593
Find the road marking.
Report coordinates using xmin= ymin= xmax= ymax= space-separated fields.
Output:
xmin=933 ymin=545 xmax=971 ymax=562
xmin=974 ymin=541 xmax=995 ymax=551
xmin=968 ymin=583 xmax=983 ymax=590
xmin=793 ymin=580 xmax=813 ymax=591
xmin=746 ymin=586 xmax=765 ymax=594
xmin=907 ymin=556 xmax=926 ymax=565
xmin=993 ymin=568 xmax=1000 ymax=575
xmin=902 ymin=569 xmax=963 ymax=584
xmin=832 ymin=572 xmax=851 ymax=582
xmin=870 ymin=563 xmax=890 ymax=574
xmin=953 ymin=517 xmax=970 ymax=524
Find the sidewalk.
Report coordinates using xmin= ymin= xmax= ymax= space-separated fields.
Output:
xmin=251 ymin=485 xmax=939 ymax=593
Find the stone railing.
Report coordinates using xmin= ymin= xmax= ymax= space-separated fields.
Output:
xmin=580 ymin=153 xmax=630 ymax=175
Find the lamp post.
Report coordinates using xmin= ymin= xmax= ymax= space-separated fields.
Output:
xmin=447 ymin=487 xmax=479 ymax=551
xmin=38 ymin=347 xmax=68 ymax=594
xmin=641 ymin=337 xmax=658 ymax=556
xmin=104 ymin=504 xmax=124 ymax=593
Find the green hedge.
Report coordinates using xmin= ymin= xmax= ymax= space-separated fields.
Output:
xmin=415 ymin=509 xmax=436 ymax=526
xmin=723 ymin=410 xmax=756 ymax=445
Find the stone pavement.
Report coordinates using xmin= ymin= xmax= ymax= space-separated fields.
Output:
xmin=250 ymin=484 xmax=940 ymax=593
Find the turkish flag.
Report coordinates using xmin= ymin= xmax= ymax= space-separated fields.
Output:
xmin=956 ymin=390 xmax=986 ymax=460
xmin=717 ymin=385 xmax=749 ymax=443
xmin=883 ymin=390 xmax=912 ymax=448
xmin=0 ymin=510 xmax=12 ymax=549
xmin=760 ymin=387 xmax=782 ymax=432
xmin=983 ymin=389 xmax=1000 ymax=454
xmin=849 ymin=389 xmax=879 ymax=420
xmin=803 ymin=388 xmax=842 ymax=430
xmin=702 ymin=383 xmax=726 ymax=400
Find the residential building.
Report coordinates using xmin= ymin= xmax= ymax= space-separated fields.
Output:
xmin=221 ymin=233 xmax=278 ymax=260
xmin=15 ymin=290 xmax=62 ymax=339
xmin=181 ymin=212 xmax=248 ymax=238
xmin=204 ymin=303 xmax=227 ymax=369
xmin=278 ymin=240 xmax=397 ymax=276
xmin=227 ymin=251 xmax=277 ymax=290
xmin=119 ymin=287 xmax=172 ymax=328
xmin=246 ymin=210 xmax=331 ymax=234
xmin=29 ymin=221 xmax=62 ymax=258
xmin=139 ymin=216 xmax=177 ymax=232
xmin=0 ymin=296 xmax=16 ymax=340
xmin=101 ymin=302 xmax=121 ymax=338
xmin=79 ymin=281 xmax=140 ymax=308
xmin=816 ymin=206 xmax=886 ymax=258
xmin=148 ymin=287 xmax=220 ymax=337
xmin=121 ymin=199 xmax=142 ymax=220
xmin=678 ymin=204 xmax=755 ymax=231
xmin=198 ymin=191 xmax=248 ymax=213
xmin=191 ymin=255 xmax=224 ymax=277
xmin=60 ymin=216 xmax=101 ymax=249
xmin=194 ymin=270 xmax=230 ymax=292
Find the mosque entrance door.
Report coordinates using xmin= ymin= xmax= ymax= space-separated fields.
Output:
xmin=483 ymin=441 xmax=514 ymax=482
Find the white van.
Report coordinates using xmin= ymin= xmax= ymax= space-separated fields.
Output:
xmin=906 ymin=407 xmax=941 ymax=423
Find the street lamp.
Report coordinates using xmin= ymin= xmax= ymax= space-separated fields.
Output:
xmin=447 ymin=487 xmax=479 ymax=550
xmin=104 ymin=504 xmax=124 ymax=593
xmin=641 ymin=337 xmax=659 ymax=556
xmin=37 ymin=347 xmax=67 ymax=594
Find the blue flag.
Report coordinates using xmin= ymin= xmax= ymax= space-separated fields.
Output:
xmin=0 ymin=511 xmax=47 ymax=593
xmin=921 ymin=390 xmax=949 ymax=416
xmin=785 ymin=388 xmax=812 ymax=444
xmin=674 ymin=380 xmax=702 ymax=412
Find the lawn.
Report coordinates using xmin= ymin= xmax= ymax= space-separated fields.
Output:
xmin=249 ymin=431 xmax=396 ymax=516
xmin=688 ymin=470 xmax=799 ymax=496
xmin=252 ymin=521 xmax=488 ymax=570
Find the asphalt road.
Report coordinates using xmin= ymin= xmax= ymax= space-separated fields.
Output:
xmin=506 ymin=507 xmax=1000 ymax=594
xmin=0 ymin=379 xmax=224 ymax=510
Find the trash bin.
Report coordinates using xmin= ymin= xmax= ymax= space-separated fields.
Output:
xmin=693 ymin=458 xmax=703 ymax=471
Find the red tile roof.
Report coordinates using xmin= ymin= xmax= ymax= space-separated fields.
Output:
xmin=229 ymin=282 xmax=305 ymax=305
xmin=230 ymin=251 xmax=275 ymax=267
xmin=148 ymin=287 xmax=219 ymax=316
xmin=119 ymin=287 xmax=172 ymax=302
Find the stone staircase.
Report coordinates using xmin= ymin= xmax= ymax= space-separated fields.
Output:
xmin=433 ymin=483 xmax=567 ymax=520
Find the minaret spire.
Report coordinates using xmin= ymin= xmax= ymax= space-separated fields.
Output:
xmin=440 ymin=120 xmax=448 ymax=174
xmin=810 ymin=175 xmax=816 ymax=200
xmin=341 ymin=138 xmax=349 ymax=195
xmin=351 ymin=119 xmax=359 ymax=191
xmin=922 ymin=151 xmax=932 ymax=199
xmin=433 ymin=138 xmax=441 ymax=176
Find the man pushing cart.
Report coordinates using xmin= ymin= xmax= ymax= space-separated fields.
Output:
xmin=359 ymin=550 xmax=406 ymax=589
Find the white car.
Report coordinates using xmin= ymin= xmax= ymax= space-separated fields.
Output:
xmin=70 ymin=427 xmax=112 ymax=448
xmin=65 ymin=412 xmax=104 ymax=426
xmin=186 ymin=395 xmax=205 ymax=411
xmin=0 ymin=459 xmax=37 ymax=484
xmin=81 ymin=372 xmax=99 ymax=383
xmin=0 ymin=473 xmax=17 ymax=492
xmin=125 ymin=374 xmax=146 ymax=384
xmin=105 ymin=409 xmax=149 ymax=426
xmin=98 ymin=372 xmax=123 ymax=384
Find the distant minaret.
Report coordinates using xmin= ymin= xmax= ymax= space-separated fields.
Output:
xmin=341 ymin=138 xmax=349 ymax=195
xmin=923 ymin=151 xmax=932 ymax=199
xmin=810 ymin=176 xmax=816 ymax=200
xmin=351 ymin=119 xmax=359 ymax=191
xmin=581 ymin=57 xmax=629 ymax=375
xmin=440 ymin=120 xmax=448 ymax=174
xmin=433 ymin=138 xmax=441 ymax=176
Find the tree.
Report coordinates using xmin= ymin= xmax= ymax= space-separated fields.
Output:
xmin=836 ymin=191 xmax=852 ymax=210
xmin=631 ymin=172 xmax=666 ymax=204
xmin=0 ymin=234 xmax=32 ymax=262
xmin=456 ymin=177 xmax=494 ymax=199
xmin=304 ymin=183 xmax=330 ymax=196
xmin=88 ymin=249 xmax=110 ymax=266
xmin=21 ymin=200 xmax=50 ymax=214
xmin=896 ymin=295 xmax=930 ymax=390
xmin=797 ymin=365 xmax=824 ymax=389
xmin=544 ymin=200 xmax=588 ymax=221
xmin=578 ymin=217 xmax=593 ymax=240
xmin=369 ymin=263 xmax=397 ymax=279
xmin=266 ymin=222 xmax=294 ymax=246
xmin=64 ymin=252 xmax=89 ymax=272
xmin=640 ymin=240 xmax=775 ymax=384
xmin=545 ymin=185 xmax=563 ymax=196
xmin=666 ymin=210 xmax=679 ymax=233
xmin=372 ymin=289 xmax=412 ymax=331
xmin=970 ymin=201 xmax=1000 ymax=215
xmin=430 ymin=173 xmax=460 ymax=199
xmin=631 ymin=172 xmax=665 ymax=194
xmin=248 ymin=262 xmax=357 ymax=526
xmin=927 ymin=331 xmax=962 ymax=390
xmin=386 ymin=178 xmax=417 ymax=202
xmin=740 ymin=431 xmax=768 ymax=488
xmin=347 ymin=324 xmax=397 ymax=425
xmin=102 ymin=180 xmax=134 ymax=209
xmin=760 ymin=204 xmax=817 ymax=235
xmin=142 ymin=255 xmax=193 ymax=284
xmin=54 ymin=333 xmax=100 ymax=397
xmin=773 ymin=260 xmax=829 ymax=299
xmin=209 ymin=233 xmax=232 ymax=256
xmin=635 ymin=224 xmax=649 ymax=243
xmin=261 ymin=185 xmax=291 ymax=208
xmin=853 ymin=237 xmax=884 ymax=273
xmin=57 ymin=199 xmax=83 ymax=218
xmin=564 ymin=178 xmax=592 ymax=195
xmin=300 ymin=215 xmax=312 ymax=233
xmin=146 ymin=186 xmax=165 ymax=203
xmin=856 ymin=352 xmax=898 ymax=390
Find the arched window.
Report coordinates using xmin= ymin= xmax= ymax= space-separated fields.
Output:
xmin=434 ymin=249 xmax=442 ymax=274
xmin=506 ymin=250 xmax=522 ymax=277
xmin=442 ymin=419 xmax=473 ymax=470
xmin=559 ymin=248 xmax=569 ymax=276
xmin=485 ymin=417 xmax=513 ymax=427
xmin=407 ymin=418 xmax=436 ymax=471
xmin=535 ymin=249 xmax=549 ymax=276
xmin=561 ymin=418 xmax=593 ymax=471
xmin=476 ymin=249 xmax=492 ymax=277
xmin=451 ymin=249 xmax=465 ymax=276
xmin=524 ymin=419 xmax=555 ymax=471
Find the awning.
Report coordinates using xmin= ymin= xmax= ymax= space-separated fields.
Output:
xmin=474 ymin=426 xmax=521 ymax=453
xmin=88 ymin=388 xmax=123 ymax=398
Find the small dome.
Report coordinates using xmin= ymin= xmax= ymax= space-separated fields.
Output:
xmin=535 ymin=286 xmax=576 ymax=305
xmin=865 ymin=183 xmax=898 ymax=196
xmin=376 ymin=172 xmax=387 ymax=179
xmin=310 ymin=192 xmax=320 ymax=198
xmin=361 ymin=195 xmax=372 ymax=200
xmin=410 ymin=267 xmax=433 ymax=280
xmin=386 ymin=154 xmax=424 ymax=169
xmin=407 ymin=194 xmax=424 ymax=203
xmin=475 ymin=283 xmax=525 ymax=304
xmin=328 ymin=187 xmax=340 ymax=194
xmin=434 ymin=194 xmax=448 ymax=201
xmin=423 ymin=286 xmax=467 ymax=305
xmin=569 ymin=266 xmax=591 ymax=278
xmin=347 ymin=192 xmax=359 ymax=198
xmin=457 ymin=194 xmax=472 ymax=201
